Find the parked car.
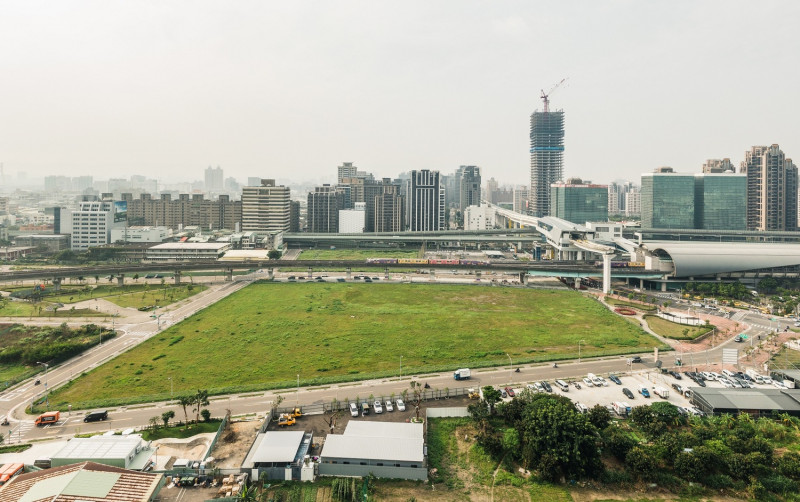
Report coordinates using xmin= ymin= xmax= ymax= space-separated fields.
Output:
xmin=622 ymin=388 xmax=635 ymax=400
xmin=384 ymin=400 xmax=394 ymax=412
xmin=582 ymin=377 xmax=594 ymax=387
xmin=630 ymin=356 xmax=642 ymax=363
xmin=671 ymin=383 xmax=684 ymax=394
xmin=373 ymin=401 xmax=383 ymax=414
xmin=639 ymin=387 xmax=651 ymax=398
xmin=540 ymin=381 xmax=552 ymax=393
xmin=609 ymin=374 xmax=622 ymax=385
xmin=396 ymin=399 xmax=406 ymax=411
xmin=668 ymin=370 xmax=682 ymax=380
xmin=349 ymin=402 xmax=359 ymax=417
xmin=676 ymin=406 xmax=689 ymax=416
xmin=504 ymin=387 xmax=516 ymax=397
xmin=501 ymin=389 xmax=508 ymax=398
xmin=533 ymin=382 xmax=545 ymax=392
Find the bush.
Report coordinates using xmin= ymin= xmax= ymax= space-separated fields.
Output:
xmin=704 ymin=473 xmax=734 ymax=490
xmin=625 ymin=446 xmax=658 ymax=480
xmin=603 ymin=426 xmax=637 ymax=462
xmin=674 ymin=451 xmax=706 ymax=482
xmin=761 ymin=475 xmax=798 ymax=496
xmin=200 ymin=409 xmax=211 ymax=422
xmin=777 ymin=451 xmax=800 ymax=479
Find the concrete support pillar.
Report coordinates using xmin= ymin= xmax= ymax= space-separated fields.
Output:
xmin=639 ymin=278 xmax=645 ymax=289
xmin=307 ymin=267 xmax=313 ymax=279
xmin=661 ymin=282 xmax=667 ymax=292
xmin=268 ymin=268 xmax=274 ymax=280
xmin=346 ymin=267 xmax=352 ymax=280
xmin=174 ymin=271 xmax=181 ymax=285
xmin=53 ymin=278 xmax=62 ymax=291
xmin=574 ymin=278 xmax=581 ymax=289
xmin=225 ymin=269 xmax=233 ymax=282
xmin=523 ymin=274 xmax=529 ymax=286
xmin=602 ymin=254 xmax=612 ymax=294
xmin=384 ymin=267 xmax=389 ymax=280
xmin=117 ymin=274 xmax=125 ymax=287
xmin=577 ymin=251 xmax=584 ymax=261
xmin=476 ymin=270 xmax=482 ymax=280
xmin=429 ymin=268 xmax=435 ymax=281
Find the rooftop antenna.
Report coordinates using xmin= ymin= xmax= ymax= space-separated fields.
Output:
xmin=540 ymin=78 xmax=567 ymax=113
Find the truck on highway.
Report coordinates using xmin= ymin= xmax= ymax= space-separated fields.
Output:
xmin=35 ymin=411 xmax=60 ymax=426
xmin=454 ymin=368 xmax=471 ymax=380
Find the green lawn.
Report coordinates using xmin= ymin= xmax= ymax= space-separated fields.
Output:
xmin=296 ymin=249 xmax=420 ymax=260
xmin=140 ymin=420 xmax=221 ymax=441
xmin=0 ymin=301 xmax=103 ymax=318
xmin=105 ymin=285 xmax=206 ymax=309
xmin=644 ymin=315 xmax=714 ymax=340
xmin=605 ymin=297 xmax=658 ymax=312
xmin=49 ymin=283 xmax=666 ymax=409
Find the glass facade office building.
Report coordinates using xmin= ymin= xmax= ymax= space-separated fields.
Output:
xmin=550 ymin=183 xmax=608 ymax=224
xmin=641 ymin=174 xmax=695 ymax=229
xmin=642 ymin=172 xmax=746 ymax=230
xmin=697 ymin=174 xmax=746 ymax=230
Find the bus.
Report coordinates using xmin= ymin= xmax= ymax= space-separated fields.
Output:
xmin=0 ymin=463 xmax=24 ymax=485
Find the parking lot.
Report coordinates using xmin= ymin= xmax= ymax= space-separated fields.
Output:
xmin=503 ymin=368 xmax=785 ymax=418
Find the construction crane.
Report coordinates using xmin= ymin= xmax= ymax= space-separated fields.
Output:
xmin=540 ymin=78 xmax=567 ymax=113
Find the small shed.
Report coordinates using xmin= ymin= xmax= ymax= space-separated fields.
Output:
xmin=241 ymin=431 xmax=313 ymax=481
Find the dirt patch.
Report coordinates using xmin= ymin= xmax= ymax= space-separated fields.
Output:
xmin=152 ymin=434 xmax=214 ymax=470
xmin=208 ymin=419 xmax=261 ymax=468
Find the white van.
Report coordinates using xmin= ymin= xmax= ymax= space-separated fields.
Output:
xmin=554 ymin=380 xmax=569 ymax=392
xmin=574 ymin=402 xmax=589 ymax=414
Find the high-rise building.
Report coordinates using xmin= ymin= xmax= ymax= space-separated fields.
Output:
xmin=608 ymin=181 xmax=639 ymax=216
xmin=512 ymin=186 xmax=529 ymax=213
xmin=247 ymin=177 xmax=262 ymax=188
xmin=374 ymin=184 xmax=405 ymax=233
xmin=624 ymin=190 xmax=641 ymax=217
xmin=485 ymin=178 xmax=499 ymax=204
xmin=339 ymin=202 xmax=366 ymax=233
xmin=702 ymin=158 xmax=735 ymax=174
xmin=697 ymin=173 xmax=747 ymax=230
xmin=205 ymin=166 xmax=224 ymax=192
xmin=641 ymin=171 xmax=746 ymax=230
xmin=406 ymin=170 xmax=445 ymax=232
xmin=307 ymin=185 xmax=344 ymax=233
xmin=641 ymin=172 xmax=696 ymax=229
xmin=741 ymin=144 xmax=798 ymax=231
xmin=550 ymin=179 xmax=608 ymax=224
xmin=241 ymin=179 xmax=291 ymax=233
xmin=529 ymin=108 xmax=564 ymax=217
xmin=457 ymin=165 xmax=481 ymax=212
xmin=337 ymin=162 xmax=371 ymax=184
xmin=122 ymin=193 xmax=241 ymax=230
xmin=289 ymin=201 xmax=301 ymax=232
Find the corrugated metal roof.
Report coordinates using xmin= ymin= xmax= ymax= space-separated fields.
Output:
xmin=322 ymin=436 xmax=424 ymax=463
xmin=692 ymin=388 xmax=800 ymax=412
xmin=53 ymin=436 xmax=141 ymax=461
xmin=645 ymin=241 xmax=800 ymax=277
xmin=252 ymin=431 xmax=305 ymax=463
xmin=321 ymin=421 xmax=425 ymax=463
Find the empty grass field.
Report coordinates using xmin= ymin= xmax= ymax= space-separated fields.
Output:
xmin=643 ymin=314 xmax=714 ymax=340
xmin=49 ymin=283 xmax=666 ymax=408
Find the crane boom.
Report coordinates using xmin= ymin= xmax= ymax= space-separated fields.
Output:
xmin=540 ymin=78 xmax=567 ymax=113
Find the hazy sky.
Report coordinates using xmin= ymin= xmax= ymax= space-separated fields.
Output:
xmin=2 ymin=1 xmax=798 ymax=186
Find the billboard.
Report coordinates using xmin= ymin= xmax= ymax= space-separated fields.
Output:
xmin=113 ymin=201 xmax=127 ymax=222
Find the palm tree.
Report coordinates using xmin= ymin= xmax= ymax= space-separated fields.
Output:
xmin=177 ymin=395 xmax=193 ymax=425
xmin=193 ymin=389 xmax=210 ymax=423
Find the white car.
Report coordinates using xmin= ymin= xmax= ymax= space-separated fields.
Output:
xmin=373 ymin=401 xmax=383 ymax=414
xmin=349 ymin=402 xmax=358 ymax=417
xmin=773 ymin=380 xmax=787 ymax=389
xmin=701 ymin=371 xmax=715 ymax=381
xmin=582 ymin=377 xmax=594 ymax=387
xmin=396 ymin=399 xmax=406 ymax=411
xmin=384 ymin=400 xmax=394 ymax=412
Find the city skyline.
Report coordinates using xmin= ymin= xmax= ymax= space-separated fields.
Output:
xmin=1 ymin=2 xmax=798 ymax=186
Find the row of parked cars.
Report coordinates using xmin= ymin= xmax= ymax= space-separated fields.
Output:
xmin=680 ymin=369 xmax=786 ymax=389
xmin=349 ymin=398 xmax=406 ymax=417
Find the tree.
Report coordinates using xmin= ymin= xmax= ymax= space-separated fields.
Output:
xmin=268 ymin=250 xmax=281 ymax=260
xmin=193 ymin=389 xmax=210 ymax=423
xmin=518 ymin=394 xmax=601 ymax=481
xmin=177 ymin=395 xmax=193 ymax=425
xmin=481 ymin=386 xmax=502 ymax=415
xmin=409 ymin=381 xmax=423 ymax=421
xmin=161 ymin=410 xmax=175 ymax=428
xmin=587 ymin=404 xmax=612 ymax=430
xmin=625 ymin=446 xmax=658 ymax=480
xmin=132 ymin=273 xmax=139 ymax=283
xmin=200 ymin=408 xmax=211 ymax=422
xmin=149 ymin=415 xmax=160 ymax=431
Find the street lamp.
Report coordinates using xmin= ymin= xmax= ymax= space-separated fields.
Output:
xmin=578 ymin=340 xmax=586 ymax=364
xmin=506 ymin=353 xmax=512 ymax=380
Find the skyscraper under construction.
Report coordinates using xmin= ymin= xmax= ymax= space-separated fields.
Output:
xmin=529 ymin=108 xmax=564 ymax=217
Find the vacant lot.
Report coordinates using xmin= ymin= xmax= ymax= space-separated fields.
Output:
xmin=49 ymin=283 xmax=663 ymax=408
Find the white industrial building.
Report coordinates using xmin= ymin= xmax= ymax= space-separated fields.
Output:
xmin=318 ymin=421 xmax=426 ymax=481
xmin=145 ymin=242 xmax=230 ymax=262
xmin=66 ymin=199 xmax=128 ymax=251
xmin=464 ymin=204 xmax=496 ymax=231
xmin=110 ymin=226 xmax=170 ymax=243
xmin=50 ymin=435 xmax=155 ymax=470
xmin=242 ymin=430 xmax=315 ymax=481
